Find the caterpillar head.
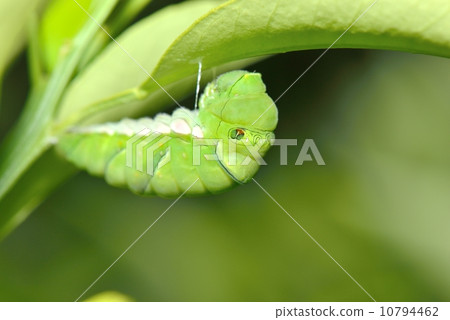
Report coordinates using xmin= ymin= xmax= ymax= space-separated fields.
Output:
xmin=199 ymin=70 xmax=278 ymax=183
xmin=200 ymin=70 xmax=278 ymax=131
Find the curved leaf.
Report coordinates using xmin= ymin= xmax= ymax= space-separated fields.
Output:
xmin=77 ymin=0 xmax=154 ymax=71
xmin=56 ymin=0 xmax=450 ymax=128
xmin=38 ymin=0 xmax=93 ymax=71
xmin=151 ymin=0 xmax=450 ymax=87
xmin=56 ymin=0 xmax=223 ymax=124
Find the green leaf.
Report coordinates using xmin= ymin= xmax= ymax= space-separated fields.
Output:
xmin=38 ymin=0 xmax=93 ymax=72
xmin=55 ymin=0 xmax=223 ymax=125
xmin=106 ymin=0 xmax=153 ymax=33
xmin=56 ymin=0 xmax=450 ymax=128
xmin=151 ymin=0 xmax=450 ymax=87
xmin=77 ymin=0 xmax=154 ymax=71
xmin=38 ymin=0 xmax=152 ymax=73
xmin=0 ymin=0 xmax=48 ymax=85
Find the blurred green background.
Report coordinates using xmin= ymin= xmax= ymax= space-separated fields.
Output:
xmin=1 ymin=47 xmax=449 ymax=301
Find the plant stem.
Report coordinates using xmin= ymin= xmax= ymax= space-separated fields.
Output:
xmin=0 ymin=0 xmax=118 ymax=200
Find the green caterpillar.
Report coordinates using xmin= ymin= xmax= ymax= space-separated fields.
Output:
xmin=57 ymin=70 xmax=278 ymax=197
